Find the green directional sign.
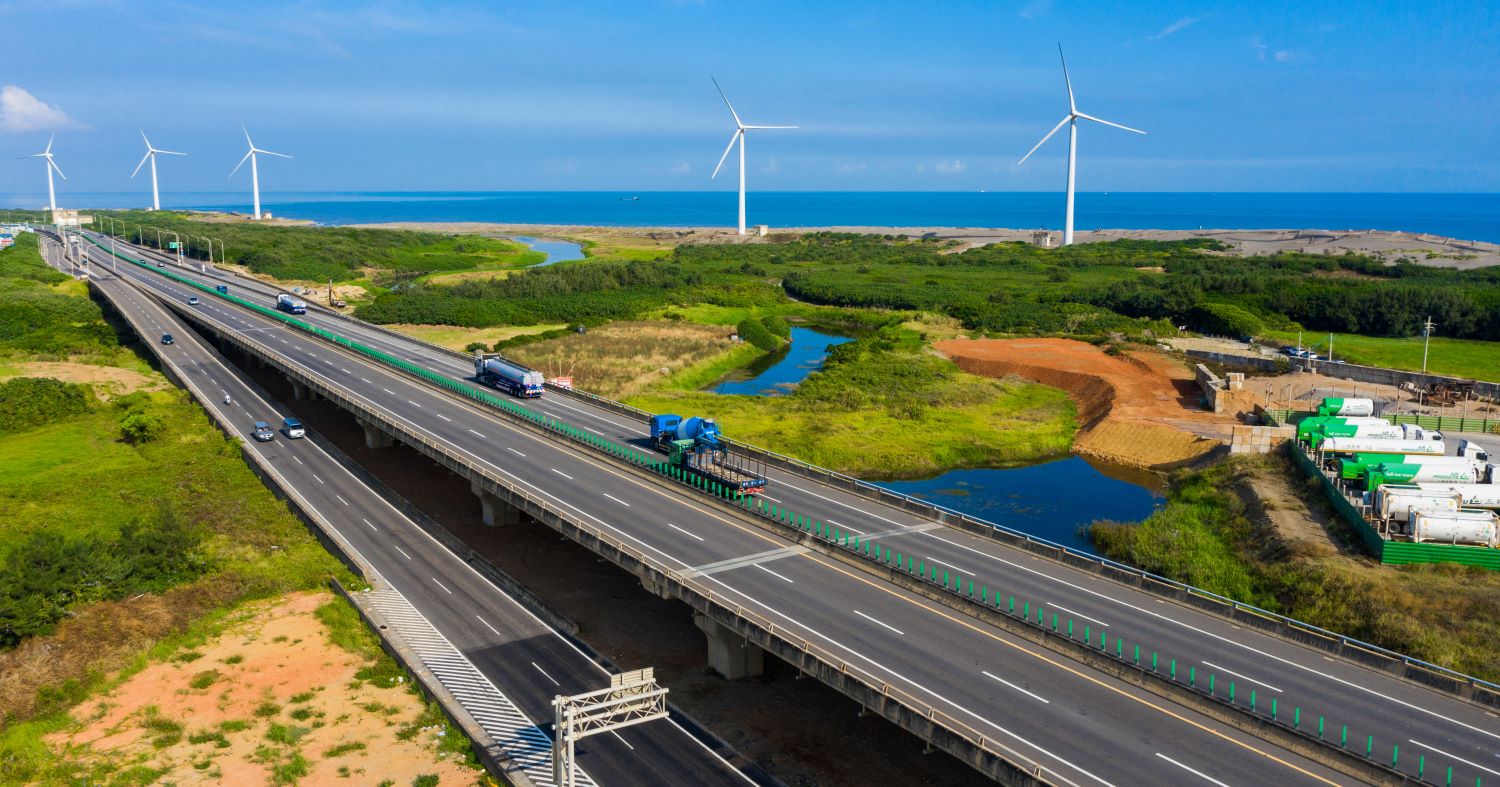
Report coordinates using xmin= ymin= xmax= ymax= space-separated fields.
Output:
xmin=168 ymin=242 xmax=179 ymax=250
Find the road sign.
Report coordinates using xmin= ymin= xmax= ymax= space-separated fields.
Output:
xmin=553 ymin=376 xmax=574 ymax=389
xmin=168 ymin=242 xmax=178 ymax=250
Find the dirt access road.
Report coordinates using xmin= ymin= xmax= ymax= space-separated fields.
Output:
xmin=935 ymin=338 xmax=1234 ymax=468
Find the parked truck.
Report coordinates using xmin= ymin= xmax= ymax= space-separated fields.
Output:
xmin=1397 ymin=423 xmax=1444 ymax=442
xmin=649 ymin=414 xmax=767 ymax=495
xmin=1414 ymin=483 xmax=1500 ymax=511
xmin=1369 ymin=484 xmax=1462 ymax=523
xmin=473 ymin=353 xmax=544 ymax=398
xmin=1335 ymin=451 xmax=1464 ymax=480
xmin=1408 ymin=509 xmax=1500 ymax=547
xmin=1364 ymin=460 xmax=1487 ymax=490
xmin=1317 ymin=397 xmax=1375 ymax=417
xmin=1296 ymin=416 xmax=1389 ymax=441
xmin=276 ymin=293 xmax=307 ymax=314
xmin=1307 ymin=421 xmax=1404 ymax=448
xmin=1457 ymin=440 xmax=1491 ymax=463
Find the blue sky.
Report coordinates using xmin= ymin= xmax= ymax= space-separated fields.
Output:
xmin=0 ymin=0 xmax=1496 ymax=194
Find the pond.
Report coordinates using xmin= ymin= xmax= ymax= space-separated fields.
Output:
xmin=875 ymin=458 xmax=1164 ymax=555
xmin=708 ymin=326 xmax=855 ymax=395
xmin=513 ymin=236 xmax=585 ymax=266
xmin=707 ymin=325 xmax=1165 ymax=552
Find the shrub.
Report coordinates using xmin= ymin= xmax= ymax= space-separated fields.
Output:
xmin=1186 ymin=302 xmax=1264 ymax=338
xmin=119 ymin=410 xmax=166 ymax=444
xmin=0 ymin=377 xmax=91 ymax=433
xmin=735 ymin=318 xmax=782 ymax=352
xmin=760 ymin=314 xmax=791 ymax=339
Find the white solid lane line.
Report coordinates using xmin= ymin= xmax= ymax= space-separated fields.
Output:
xmin=602 ymin=493 xmax=631 ymax=507
xmin=531 ymin=662 xmax=561 ymax=687
xmin=475 ymin=615 xmax=502 ymax=637
xmin=394 ymin=545 xmax=412 ymax=560
xmin=505 ymin=447 xmax=525 ymax=457
xmin=1154 ymin=753 xmax=1231 ymax=787
xmin=551 ymin=468 xmax=574 ymax=480
xmin=1200 ymin=661 xmax=1283 ymax=693
xmin=755 ymin=564 xmax=795 ymax=584
xmin=666 ymin=523 xmax=704 ymax=542
xmin=1048 ymin=602 xmax=1110 ymax=628
xmin=433 ymin=577 xmax=453 ymax=595
xmin=925 ymin=556 xmax=972 ymax=576
xmin=611 ymin=730 xmax=635 ymax=750
xmin=1407 ymin=739 xmax=1500 ymax=777
xmin=853 ymin=609 xmax=904 ymax=636
xmin=982 ymin=670 xmax=1049 ymax=704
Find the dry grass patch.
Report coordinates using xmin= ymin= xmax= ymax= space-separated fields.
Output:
xmin=0 ymin=361 xmax=167 ymax=400
xmin=385 ymin=322 xmax=567 ymax=352
xmin=506 ymin=320 xmax=739 ymax=398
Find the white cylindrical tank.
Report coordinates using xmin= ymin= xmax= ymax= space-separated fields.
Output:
xmin=1373 ymin=484 xmax=1462 ymax=522
xmin=1409 ymin=509 xmax=1499 ymax=547
xmin=1319 ymin=437 xmax=1447 ymax=456
xmin=1415 ymin=483 xmax=1500 ymax=510
xmin=1326 ymin=398 xmax=1375 ymax=417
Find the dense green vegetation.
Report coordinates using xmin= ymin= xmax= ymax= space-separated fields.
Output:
xmin=1265 ymin=330 xmax=1500 ymax=382
xmin=627 ymin=327 xmax=1077 ymax=477
xmin=0 ymin=233 xmax=119 ymax=359
xmin=0 ymin=235 xmax=350 ymax=731
xmin=1091 ymin=457 xmax=1500 ymax=680
xmin=735 ymin=315 xmax=788 ymax=352
xmin=0 ymin=377 xmax=91 ymax=434
xmin=92 ymin=210 xmax=540 ymax=281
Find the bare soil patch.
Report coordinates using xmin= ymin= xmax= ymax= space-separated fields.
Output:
xmin=42 ymin=591 xmax=475 ymax=786
xmin=1 ymin=361 xmax=166 ymax=400
xmin=934 ymin=338 xmax=1233 ymax=468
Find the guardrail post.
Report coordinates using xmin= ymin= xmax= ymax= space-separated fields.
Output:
xmin=1115 ymin=638 xmax=1122 ymax=659
xmin=1009 ymin=596 xmax=1015 ymax=614
xmin=1152 ymin=652 xmax=1158 ymax=673
xmin=1099 ymin=631 xmax=1107 ymax=651
xmin=1249 ymin=689 xmax=1256 ymax=712
xmin=1318 ymin=715 xmax=1324 ymax=740
xmin=1294 ymin=707 xmax=1300 ymax=729
xmin=1067 ymin=619 xmax=1072 ymax=637
xmin=1270 ymin=697 xmax=1277 ymax=720
xmin=1418 ymin=754 xmax=1423 ymax=779
xmin=1135 ymin=645 xmax=1141 ymax=666
xmin=1227 ymin=681 xmax=1234 ymax=703
xmin=1051 ymin=613 xmax=1057 ymax=632
xmin=1022 ymin=601 xmax=1029 ymax=619
xmin=1083 ymin=625 xmax=1089 ymax=643
xmin=1340 ymin=725 xmax=1347 ymax=748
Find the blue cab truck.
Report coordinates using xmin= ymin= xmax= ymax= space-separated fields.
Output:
xmin=649 ymin=414 xmax=767 ymax=495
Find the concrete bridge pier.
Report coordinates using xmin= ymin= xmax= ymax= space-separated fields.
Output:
xmin=471 ymin=481 xmax=520 ymax=527
xmin=357 ymin=418 xmax=395 ymax=449
xmin=289 ymin=379 xmax=312 ymax=402
xmin=694 ymin=613 xmax=764 ymax=679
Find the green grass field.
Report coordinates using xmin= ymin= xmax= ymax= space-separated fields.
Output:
xmin=1266 ymin=330 xmax=1500 ymax=383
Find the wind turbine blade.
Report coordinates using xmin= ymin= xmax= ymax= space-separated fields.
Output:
xmin=131 ymin=150 xmax=152 ymax=179
xmin=711 ymin=130 xmax=740 ymax=180
xmin=256 ymin=149 xmax=292 ymax=159
xmin=229 ymin=149 xmax=253 ymax=177
xmin=242 ymin=124 xmax=255 ymax=149
xmin=157 ymin=149 xmax=187 ymax=156
xmin=140 ymin=128 xmax=153 ymax=150
xmin=711 ymin=77 xmax=744 ymax=129
xmin=1058 ymin=44 xmax=1076 ymax=114
xmin=45 ymin=133 xmax=55 ymax=155
xmin=49 ymin=158 xmax=67 ymax=180
xmin=742 ymin=125 xmax=797 ymax=130
xmin=1017 ymin=115 xmax=1071 ymax=165
xmin=1075 ymin=112 xmax=1146 ymax=134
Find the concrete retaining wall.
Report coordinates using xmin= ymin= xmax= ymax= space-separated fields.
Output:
xmin=1187 ymin=349 xmax=1500 ymax=398
xmin=1229 ymin=424 xmax=1296 ymax=454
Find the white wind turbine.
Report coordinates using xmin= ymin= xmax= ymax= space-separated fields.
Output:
xmin=710 ymin=78 xmax=796 ymax=235
xmin=229 ymin=126 xmax=291 ymax=220
xmin=1017 ymin=44 xmax=1145 ymax=246
xmin=132 ymin=130 xmax=186 ymax=211
xmin=20 ymin=134 xmax=66 ymax=218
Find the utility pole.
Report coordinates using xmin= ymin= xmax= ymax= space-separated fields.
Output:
xmin=1421 ymin=316 xmax=1436 ymax=373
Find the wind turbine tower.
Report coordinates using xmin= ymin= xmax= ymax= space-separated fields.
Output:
xmin=1017 ymin=45 xmax=1145 ymax=245
xmin=132 ymin=130 xmax=186 ymax=211
xmin=20 ymin=134 xmax=66 ymax=219
xmin=710 ymin=78 xmax=796 ymax=235
xmin=230 ymin=126 xmax=292 ymax=220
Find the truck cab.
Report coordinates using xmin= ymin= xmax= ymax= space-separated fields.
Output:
xmin=1458 ymin=440 xmax=1490 ymax=463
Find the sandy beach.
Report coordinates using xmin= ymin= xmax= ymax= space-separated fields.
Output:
xmin=348 ymin=221 xmax=1500 ymax=269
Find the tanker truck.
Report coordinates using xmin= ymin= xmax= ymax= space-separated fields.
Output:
xmin=1408 ymin=509 xmax=1500 ymax=547
xmin=1317 ymin=397 xmax=1375 ymax=417
xmin=1296 ymin=416 xmax=1390 ymax=442
xmin=276 ymin=293 xmax=307 ymax=314
xmin=1336 ymin=451 xmax=1463 ymax=480
xmin=649 ymin=414 xmax=767 ymax=495
xmin=473 ymin=353 xmax=544 ymax=398
xmin=1307 ymin=421 xmax=1404 ymax=448
xmin=1363 ymin=460 xmax=1486 ymax=490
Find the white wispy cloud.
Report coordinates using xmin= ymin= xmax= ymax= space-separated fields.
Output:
xmin=1018 ymin=0 xmax=1052 ymax=20
xmin=1148 ymin=15 xmax=1206 ymax=41
xmin=669 ymin=161 xmax=691 ymax=174
xmin=934 ymin=159 xmax=967 ymax=174
xmin=836 ymin=161 xmax=868 ymax=174
xmin=0 ymin=86 xmax=83 ymax=133
xmin=1274 ymin=50 xmax=1303 ymax=63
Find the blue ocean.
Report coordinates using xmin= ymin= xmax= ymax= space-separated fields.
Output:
xmin=5 ymin=191 xmax=1499 ymax=243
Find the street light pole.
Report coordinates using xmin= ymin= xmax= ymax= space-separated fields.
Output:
xmin=1421 ymin=316 xmax=1436 ymax=373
